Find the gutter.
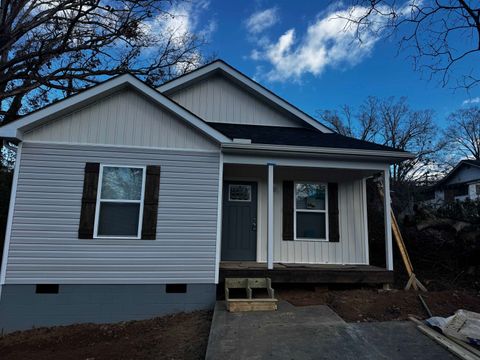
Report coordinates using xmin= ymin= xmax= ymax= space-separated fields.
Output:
xmin=221 ymin=143 xmax=414 ymax=162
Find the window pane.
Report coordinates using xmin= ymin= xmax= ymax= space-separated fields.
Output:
xmin=229 ymin=184 xmax=252 ymax=201
xmin=97 ymin=202 xmax=140 ymax=236
xmin=296 ymin=212 xmax=326 ymax=239
xmin=101 ymin=167 xmax=143 ymax=200
xmin=296 ymin=183 xmax=326 ymax=210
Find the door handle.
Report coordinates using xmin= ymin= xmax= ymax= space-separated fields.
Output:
xmin=252 ymin=218 xmax=257 ymax=231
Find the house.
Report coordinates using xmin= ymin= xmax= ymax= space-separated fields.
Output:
xmin=427 ymin=160 xmax=480 ymax=204
xmin=0 ymin=60 xmax=413 ymax=332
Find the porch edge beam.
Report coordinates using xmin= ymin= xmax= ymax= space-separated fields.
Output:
xmin=384 ymin=167 xmax=393 ymax=271
xmin=267 ymin=163 xmax=275 ymax=270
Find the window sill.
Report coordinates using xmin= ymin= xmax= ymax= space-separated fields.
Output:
xmin=91 ymin=236 xmax=151 ymax=240
xmin=294 ymin=238 xmax=329 ymax=242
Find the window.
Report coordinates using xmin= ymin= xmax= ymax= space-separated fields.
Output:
xmin=229 ymin=184 xmax=252 ymax=202
xmin=476 ymin=184 xmax=480 ymax=196
xmin=94 ymin=165 xmax=146 ymax=239
xmin=294 ymin=182 xmax=328 ymax=241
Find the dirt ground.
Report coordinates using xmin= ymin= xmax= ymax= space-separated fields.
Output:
xmin=277 ymin=286 xmax=480 ymax=322
xmin=1 ymin=288 xmax=479 ymax=359
xmin=0 ymin=310 xmax=212 ymax=360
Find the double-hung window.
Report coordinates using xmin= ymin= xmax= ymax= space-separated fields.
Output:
xmin=94 ymin=165 xmax=146 ymax=239
xmin=294 ymin=182 xmax=328 ymax=241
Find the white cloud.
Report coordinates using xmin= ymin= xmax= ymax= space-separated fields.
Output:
xmin=245 ymin=7 xmax=279 ymax=34
xmin=141 ymin=0 xmax=216 ymax=71
xmin=463 ymin=97 xmax=480 ymax=105
xmin=251 ymin=3 xmax=415 ymax=82
xmin=146 ymin=0 xmax=213 ymax=41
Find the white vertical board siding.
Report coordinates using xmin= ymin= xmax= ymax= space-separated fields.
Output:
xmin=169 ymin=75 xmax=302 ymax=127
xmin=23 ymin=89 xmax=217 ymax=151
xmin=6 ymin=142 xmax=220 ymax=284
xmin=272 ymin=178 xmax=367 ymax=264
xmin=223 ymin=166 xmax=369 ymax=265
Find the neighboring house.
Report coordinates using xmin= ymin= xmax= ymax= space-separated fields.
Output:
xmin=0 ymin=60 xmax=412 ymax=332
xmin=427 ymin=160 xmax=480 ymax=204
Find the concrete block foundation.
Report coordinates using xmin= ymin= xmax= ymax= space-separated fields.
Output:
xmin=0 ymin=284 xmax=216 ymax=333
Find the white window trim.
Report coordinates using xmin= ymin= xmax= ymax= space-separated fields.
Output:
xmin=228 ymin=184 xmax=252 ymax=202
xmin=293 ymin=181 xmax=329 ymax=242
xmin=93 ymin=164 xmax=147 ymax=240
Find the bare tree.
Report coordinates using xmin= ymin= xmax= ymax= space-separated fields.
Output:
xmin=0 ymin=0 xmax=206 ymax=124
xmin=379 ymin=98 xmax=443 ymax=184
xmin=318 ymin=96 xmax=446 ymax=184
xmin=343 ymin=1 xmax=480 ymax=90
xmin=444 ymin=106 xmax=480 ymax=160
xmin=317 ymin=96 xmax=380 ymax=141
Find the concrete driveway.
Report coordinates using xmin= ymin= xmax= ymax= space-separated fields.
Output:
xmin=206 ymin=301 xmax=457 ymax=360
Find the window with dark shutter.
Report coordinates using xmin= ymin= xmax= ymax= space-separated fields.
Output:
xmin=78 ymin=163 xmax=160 ymax=240
xmin=294 ymin=182 xmax=328 ymax=240
xmin=328 ymin=183 xmax=340 ymax=242
xmin=141 ymin=165 xmax=161 ymax=240
xmin=282 ymin=181 xmax=294 ymax=240
xmin=284 ymin=181 xmax=340 ymax=242
xmin=78 ymin=163 xmax=100 ymax=239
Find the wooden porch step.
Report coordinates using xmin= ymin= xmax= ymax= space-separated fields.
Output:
xmin=226 ymin=298 xmax=278 ymax=312
xmin=225 ymin=277 xmax=278 ymax=312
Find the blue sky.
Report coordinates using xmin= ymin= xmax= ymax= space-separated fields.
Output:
xmin=177 ymin=1 xmax=480 ymax=127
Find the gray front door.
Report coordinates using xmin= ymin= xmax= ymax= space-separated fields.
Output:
xmin=221 ymin=181 xmax=257 ymax=261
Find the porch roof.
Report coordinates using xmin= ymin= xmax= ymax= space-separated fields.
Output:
xmin=209 ymin=122 xmax=405 ymax=153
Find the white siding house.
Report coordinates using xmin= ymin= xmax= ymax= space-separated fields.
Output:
xmin=0 ymin=60 xmax=412 ymax=332
xmin=428 ymin=160 xmax=480 ymax=204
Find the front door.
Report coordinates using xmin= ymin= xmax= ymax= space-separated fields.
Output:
xmin=221 ymin=181 xmax=257 ymax=261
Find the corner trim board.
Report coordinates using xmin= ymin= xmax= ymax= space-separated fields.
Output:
xmin=0 ymin=143 xmax=23 ymax=292
xmin=214 ymin=153 xmax=224 ymax=283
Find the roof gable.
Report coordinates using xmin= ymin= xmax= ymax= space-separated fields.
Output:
xmin=437 ymin=159 xmax=480 ymax=186
xmin=158 ymin=60 xmax=333 ymax=133
xmin=0 ymin=74 xmax=231 ymax=143
xmin=23 ymin=88 xmax=218 ymax=150
xmin=168 ymin=73 xmax=303 ymax=128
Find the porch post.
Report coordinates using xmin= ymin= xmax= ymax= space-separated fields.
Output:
xmin=383 ymin=166 xmax=393 ymax=271
xmin=267 ymin=163 xmax=274 ymax=270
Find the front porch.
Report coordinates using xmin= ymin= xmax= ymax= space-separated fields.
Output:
xmin=219 ymin=261 xmax=393 ymax=284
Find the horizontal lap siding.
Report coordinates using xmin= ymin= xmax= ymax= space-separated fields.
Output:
xmin=6 ymin=142 xmax=220 ymax=284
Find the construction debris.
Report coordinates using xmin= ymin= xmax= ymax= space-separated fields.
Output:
xmin=377 ymin=182 xmax=428 ymax=291
xmin=426 ymin=310 xmax=480 ymax=346
xmin=410 ymin=310 xmax=480 ymax=360
xmin=409 ymin=316 xmax=480 ymax=360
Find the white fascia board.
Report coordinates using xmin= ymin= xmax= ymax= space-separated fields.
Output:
xmin=0 ymin=74 xmax=231 ymax=144
xmin=221 ymin=143 xmax=414 ymax=162
xmin=222 ymin=153 xmax=388 ymax=171
xmin=158 ymin=61 xmax=334 ymax=134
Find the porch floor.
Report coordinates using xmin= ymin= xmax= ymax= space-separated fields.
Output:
xmin=219 ymin=261 xmax=393 ymax=285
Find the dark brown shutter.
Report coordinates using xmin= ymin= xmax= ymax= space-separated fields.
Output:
xmin=328 ymin=183 xmax=340 ymax=242
xmin=78 ymin=163 xmax=100 ymax=239
xmin=282 ymin=181 xmax=294 ymax=241
xmin=141 ymin=165 xmax=161 ymax=240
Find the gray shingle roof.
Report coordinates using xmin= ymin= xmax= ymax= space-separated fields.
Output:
xmin=208 ymin=122 xmax=404 ymax=152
